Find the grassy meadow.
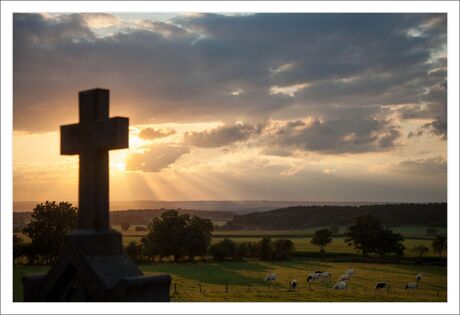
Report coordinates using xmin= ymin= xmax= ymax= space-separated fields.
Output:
xmin=13 ymin=224 xmax=447 ymax=302
xmin=114 ymin=225 xmax=447 ymax=258
xmin=14 ymin=260 xmax=447 ymax=302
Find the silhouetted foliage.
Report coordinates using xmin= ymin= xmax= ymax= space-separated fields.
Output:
xmin=375 ymin=229 xmax=405 ymax=258
xmin=22 ymin=201 xmax=78 ymax=264
xmin=431 ymin=235 xmax=447 ymax=256
xmin=141 ymin=210 xmax=213 ymax=262
xmin=120 ymin=222 xmax=130 ymax=231
xmin=311 ymin=228 xmax=332 ymax=252
xmin=344 ymin=215 xmax=405 ymax=258
xmin=210 ymin=239 xmax=238 ymax=260
xmin=412 ymin=245 xmax=430 ymax=257
xmin=258 ymin=237 xmax=274 ymax=260
xmin=272 ymin=239 xmax=295 ymax=260
xmin=225 ymin=203 xmax=447 ymax=230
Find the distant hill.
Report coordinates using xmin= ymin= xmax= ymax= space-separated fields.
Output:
xmin=221 ymin=203 xmax=447 ymax=230
xmin=13 ymin=208 xmax=235 ymax=228
xmin=13 ymin=200 xmax=391 ymax=213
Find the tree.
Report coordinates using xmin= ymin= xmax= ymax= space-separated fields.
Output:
xmin=23 ymin=201 xmax=78 ymax=264
xmin=209 ymin=239 xmax=238 ymax=261
xmin=374 ymin=229 xmax=405 ymax=258
xmin=344 ymin=215 xmax=383 ymax=257
xmin=431 ymin=235 xmax=447 ymax=256
xmin=120 ymin=222 xmax=130 ymax=231
xmin=258 ymin=237 xmax=274 ymax=260
xmin=311 ymin=229 xmax=332 ymax=253
xmin=273 ymin=239 xmax=295 ymax=260
xmin=141 ymin=210 xmax=213 ymax=263
xmin=412 ymin=245 xmax=430 ymax=257
xmin=185 ymin=215 xmax=213 ymax=261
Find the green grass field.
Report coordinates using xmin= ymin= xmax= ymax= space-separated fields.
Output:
xmin=114 ymin=224 xmax=446 ymax=257
xmin=13 ymin=260 xmax=447 ymax=302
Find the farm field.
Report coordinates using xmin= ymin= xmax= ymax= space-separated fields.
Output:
xmin=114 ymin=225 xmax=446 ymax=257
xmin=13 ymin=260 xmax=447 ymax=302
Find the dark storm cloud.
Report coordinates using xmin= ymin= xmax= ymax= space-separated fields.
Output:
xmin=393 ymin=157 xmax=447 ymax=175
xmin=138 ymin=127 xmax=176 ymax=140
xmin=261 ymin=115 xmax=401 ymax=155
xmin=14 ymin=13 xmax=447 ymax=150
xmin=125 ymin=144 xmax=189 ymax=172
xmin=184 ymin=123 xmax=263 ymax=148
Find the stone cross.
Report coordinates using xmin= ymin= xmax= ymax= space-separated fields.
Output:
xmin=61 ymin=88 xmax=128 ymax=230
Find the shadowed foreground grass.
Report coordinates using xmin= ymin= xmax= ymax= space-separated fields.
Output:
xmin=14 ymin=260 xmax=446 ymax=302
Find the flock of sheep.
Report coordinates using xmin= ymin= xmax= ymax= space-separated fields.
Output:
xmin=264 ymin=270 xmax=423 ymax=292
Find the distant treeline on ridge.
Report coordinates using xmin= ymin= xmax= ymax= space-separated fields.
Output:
xmin=221 ymin=203 xmax=447 ymax=230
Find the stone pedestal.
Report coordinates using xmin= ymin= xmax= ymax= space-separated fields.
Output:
xmin=22 ymin=230 xmax=171 ymax=302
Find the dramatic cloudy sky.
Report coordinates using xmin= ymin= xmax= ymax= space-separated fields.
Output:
xmin=13 ymin=13 xmax=447 ymax=203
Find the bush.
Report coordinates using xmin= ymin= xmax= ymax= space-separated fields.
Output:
xmin=210 ymin=239 xmax=238 ymax=261
xmin=273 ymin=239 xmax=294 ymax=260
xmin=125 ymin=241 xmax=143 ymax=262
xmin=258 ymin=237 xmax=274 ymax=260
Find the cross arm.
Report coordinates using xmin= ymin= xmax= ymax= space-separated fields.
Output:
xmin=61 ymin=123 xmax=81 ymax=155
xmin=96 ymin=117 xmax=129 ymax=150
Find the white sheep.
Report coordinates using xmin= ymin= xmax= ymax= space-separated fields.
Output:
xmin=405 ymin=282 xmax=418 ymax=290
xmin=331 ymin=281 xmax=347 ymax=291
xmin=416 ymin=273 xmax=422 ymax=283
xmin=375 ymin=282 xmax=390 ymax=292
xmin=265 ymin=273 xmax=277 ymax=283
xmin=289 ymin=280 xmax=297 ymax=290
xmin=345 ymin=268 xmax=355 ymax=276
xmin=307 ymin=272 xmax=331 ymax=282
xmin=337 ymin=274 xmax=351 ymax=282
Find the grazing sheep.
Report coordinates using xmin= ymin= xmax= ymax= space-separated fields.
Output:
xmin=416 ymin=273 xmax=422 ymax=283
xmin=307 ymin=272 xmax=331 ymax=283
xmin=265 ymin=273 xmax=277 ymax=283
xmin=405 ymin=282 xmax=418 ymax=290
xmin=375 ymin=282 xmax=390 ymax=292
xmin=337 ymin=274 xmax=351 ymax=282
xmin=345 ymin=268 xmax=355 ymax=276
xmin=289 ymin=280 xmax=297 ymax=290
xmin=331 ymin=281 xmax=347 ymax=291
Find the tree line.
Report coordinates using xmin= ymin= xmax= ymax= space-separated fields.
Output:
xmin=13 ymin=202 xmax=447 ymax=265
xmin=223 ymin=203 xmax=447 ymax=230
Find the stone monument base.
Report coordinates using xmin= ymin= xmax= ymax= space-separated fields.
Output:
xmin=22 ymin=230 xmax=171 ymax=302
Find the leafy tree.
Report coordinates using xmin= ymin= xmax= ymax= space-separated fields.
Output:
xmin=273 ymin=239 xmax=294 ymax=260
xmin=311 ymin=229 xmax=332 ymax=253
xmin=120 ymin=222 xmax=130 ymax=231
xmin=141 ymin=210 xmax=213 ymax=263
xmin=375 ymin=229 xmax=405 ymax=258
xmin=185 ymin=215 xmax=213 ymax=261
xmin=344 ymin=215 xmax=383 ymax=257
xmin=431 ymin=235 xmax=447 ymax=256
xmin=258 ymin=237 xmax=274 ymax=260
xmin=23 ymin=201 xmax=78 ymax=264
xmin=209 ymin=239 xmax=238 ymax=260
xmin=412 ymin=245 xmax=430 ymax=257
